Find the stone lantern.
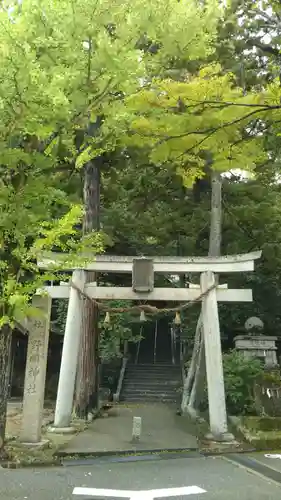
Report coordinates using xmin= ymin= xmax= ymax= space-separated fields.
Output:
xmin=234 ymin=317 xmax=278 ymax=368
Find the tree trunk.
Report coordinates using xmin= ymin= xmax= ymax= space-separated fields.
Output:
xmin=74 ymin=159 xmax=101 ymax=417
xmin=191 ymin=170 xmax=222 ymax=409
xmin=208 ymin=170 xmax=222 ymax=258
xmin=181 ymin=170 xmax=222 ymax=416
xmin=0 ymin=324 xmax=12 ymax=453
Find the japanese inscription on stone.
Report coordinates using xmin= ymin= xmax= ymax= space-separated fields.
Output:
xmin=132 ymin=416 xmax=142 ymax=441
xmin=24 ymin=313 xmax=46 ymax=396
xmin=252 ymin=340 xmax=269 ymax=348
xmin=21 ymin=295 xmax=52 ymax=443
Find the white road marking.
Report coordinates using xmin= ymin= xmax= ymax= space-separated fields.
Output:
xmin=73 ymin=485 xmax=206 ymax=499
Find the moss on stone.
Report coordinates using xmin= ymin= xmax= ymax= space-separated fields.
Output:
xmin=242 ymin=416 xmax=281 ymax=432
xmin=230 ymin=415 xmax=281 ymax=450
xmin=1 ymin=417 xmax=89 ymax=468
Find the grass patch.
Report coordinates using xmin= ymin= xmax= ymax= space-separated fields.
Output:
xmin=230 ymin=416 xmax=281 ymax=451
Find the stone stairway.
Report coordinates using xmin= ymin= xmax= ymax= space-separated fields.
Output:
xmin=120 ymin=363 xmax=182 ymax=403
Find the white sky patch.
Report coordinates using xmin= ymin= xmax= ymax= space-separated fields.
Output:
xmin=222 ymin=169 xmax=254 ymax=180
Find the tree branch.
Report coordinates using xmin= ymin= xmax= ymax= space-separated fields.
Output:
xmin=134 ymin=105 xmax=279 ymax=163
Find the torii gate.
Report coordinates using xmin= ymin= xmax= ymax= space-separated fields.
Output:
xmin=20 ymin=251 xmax=261 ymax=444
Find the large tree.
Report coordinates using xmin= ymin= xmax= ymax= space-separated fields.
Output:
xmin=0 ymin=0 xmax=222 ymax=423
xmin=101 ymin=148 xmax=281 ymax=335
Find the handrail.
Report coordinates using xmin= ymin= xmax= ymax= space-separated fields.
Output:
xmin=153 ymin=320 xmax=158 ymax=364
xmin=113 ymin=355 xmax=128 ymax=403
xmin=170 ymin=326 xmax=175 ymax=365
xmin=180 ymin=341 xmax=185 ymax=383
xmin=135 ymin=325 xmax=143 ymax=364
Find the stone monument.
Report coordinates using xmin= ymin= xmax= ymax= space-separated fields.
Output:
xmin=234 ymin=316 xmax=278 ymax=368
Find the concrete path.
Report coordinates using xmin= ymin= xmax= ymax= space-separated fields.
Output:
xmin=1 ymin=454 xmax=281 ymax=500
xmin=57 ymin=403 xmax=198 ymax=456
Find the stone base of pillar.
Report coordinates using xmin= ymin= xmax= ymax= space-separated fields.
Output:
xmin=47 ymin=426 xmax=76 ymax=434
xmin=205 ymin=431 xmax=236 ymax=443
xmin=20 ymin=439 xmax=50 ymax=449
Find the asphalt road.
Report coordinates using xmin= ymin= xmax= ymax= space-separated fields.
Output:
xmin=1 ymin=454 xmax=281 ymax=500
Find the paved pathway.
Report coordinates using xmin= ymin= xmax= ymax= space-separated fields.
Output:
xmin=58 ymin=403 xmax=198 ymax=455
xmin=1 ymin=453 xmax=281 ymax=499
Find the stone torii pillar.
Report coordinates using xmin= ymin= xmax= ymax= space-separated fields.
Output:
xmin=51 ymin=270 xmax=85 ymax=431
xmin=20 ymin=294 xmax=52 ymax=444
xmin=200 ymin=272 xmax=232 ymax=441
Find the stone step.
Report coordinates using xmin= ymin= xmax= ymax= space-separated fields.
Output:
xmin=121 ymin=395 xmax=178 ymax=402
xmin=126 ymin=376 xmax=180 ymax=379
xmin=126 ymin=372 xmax=176 ymax=378
xmin=120 ymin=395 xmax=178 ymax=402
xmin=125 ymin=370 xmax=181 ymax=378
xmin=120 ymin=391 xmax=178 ymax=398
xmin=124 ymin=378 xmax=180 ymax=385
xmin=122 ymin=389 xmax=178 ymax=396
xmin=126 ymin=366 xmax=180 ymax=372
xmin=123 ymin=381 xmax=180 ymax=388
xmin=122 ymin=387 xmax=178 ymax=394
xmin=122 ymin=386 xmax=180 ymax=393
xmin=121 ymin=390 xmax=179 ymax=400
xmin=125 ymin=369 xmax=180 ymax=374
xmin=123 ymin=379 xmax=179 ymax=389
xmin=125 ymin=376 xmax=180 ymax=379
xmin=121 ymin=363 xmax=182 ymax=403
xmin=126 ymin=366 xmax=180 ymax=370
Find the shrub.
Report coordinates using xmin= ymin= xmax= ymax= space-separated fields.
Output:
xmin=223 ymin=350 xmax=264 ymax=415
xmin=200 ymin=350 xmax=265 ymax=415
